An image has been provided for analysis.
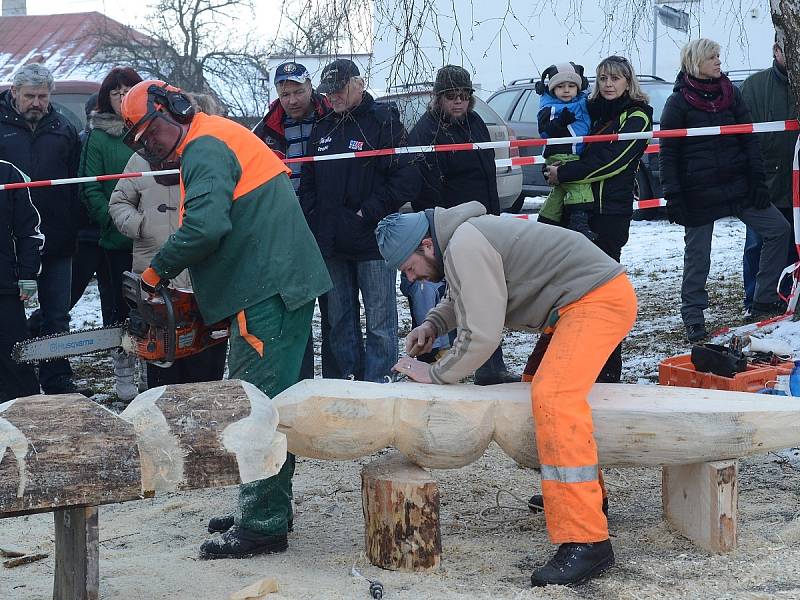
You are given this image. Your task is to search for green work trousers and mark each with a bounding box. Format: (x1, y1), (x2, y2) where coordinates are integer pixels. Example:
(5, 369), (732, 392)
(228, 294), (314, 536)
(539, 153), (595, 223)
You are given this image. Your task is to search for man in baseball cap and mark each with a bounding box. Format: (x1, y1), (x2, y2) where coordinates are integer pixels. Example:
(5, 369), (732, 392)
(272, 61), (311, 86)
(317, 58), (360, 94)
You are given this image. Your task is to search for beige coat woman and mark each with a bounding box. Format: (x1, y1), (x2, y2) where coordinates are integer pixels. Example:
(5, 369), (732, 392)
(108, 153), (191, 289)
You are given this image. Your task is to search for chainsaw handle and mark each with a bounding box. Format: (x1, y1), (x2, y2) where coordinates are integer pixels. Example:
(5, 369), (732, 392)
(159, 285), (176, 367)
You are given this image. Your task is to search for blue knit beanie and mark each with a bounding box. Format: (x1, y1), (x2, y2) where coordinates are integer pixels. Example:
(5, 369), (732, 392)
(375, 212), (430, 270)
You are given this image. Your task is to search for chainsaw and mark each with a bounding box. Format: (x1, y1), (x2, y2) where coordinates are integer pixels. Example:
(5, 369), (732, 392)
(14, 271), (229, 367)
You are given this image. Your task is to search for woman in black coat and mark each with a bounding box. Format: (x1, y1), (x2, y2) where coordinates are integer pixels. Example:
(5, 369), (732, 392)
(659, 38), (791, 342)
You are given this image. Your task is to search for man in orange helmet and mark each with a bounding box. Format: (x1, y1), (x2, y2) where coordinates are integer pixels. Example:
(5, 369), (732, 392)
(121, 80), (331, 559)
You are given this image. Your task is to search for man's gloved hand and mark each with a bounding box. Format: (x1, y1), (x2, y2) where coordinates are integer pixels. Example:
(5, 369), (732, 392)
(18, 279), (37, 306)
(665, 194), (686, 225)
(141, 266), (165, 295)
(751, 185), (772, 210)
(556, 108), (576, 126)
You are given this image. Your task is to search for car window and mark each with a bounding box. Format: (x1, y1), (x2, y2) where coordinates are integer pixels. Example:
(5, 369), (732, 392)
(472, 97), (501, 126)
(380, 93), (429, 131)
(487, 90), (521, 120)
(642, 84), (674, 124)
(511, 90), (540, 124)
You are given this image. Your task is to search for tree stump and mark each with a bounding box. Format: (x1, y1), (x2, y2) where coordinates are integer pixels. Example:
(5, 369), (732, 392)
(361, 451), (441, 571)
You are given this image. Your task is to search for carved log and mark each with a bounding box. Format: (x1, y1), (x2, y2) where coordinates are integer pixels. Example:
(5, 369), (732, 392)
(272, 380), (800, 467)
(361, 452), (441, 572)
(0, 395), (141, 517)
(120, 380), (286, 494)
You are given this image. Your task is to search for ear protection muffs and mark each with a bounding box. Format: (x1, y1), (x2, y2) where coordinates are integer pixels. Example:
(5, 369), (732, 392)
(148, 84), (195, 124)
(535, 62), (590, 95)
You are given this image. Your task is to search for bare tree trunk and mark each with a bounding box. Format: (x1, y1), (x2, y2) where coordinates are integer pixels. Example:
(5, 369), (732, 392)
(772, 0), (800, 113)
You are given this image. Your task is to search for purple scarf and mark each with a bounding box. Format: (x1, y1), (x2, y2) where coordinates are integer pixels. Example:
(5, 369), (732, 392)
(680, 73), (734, 113)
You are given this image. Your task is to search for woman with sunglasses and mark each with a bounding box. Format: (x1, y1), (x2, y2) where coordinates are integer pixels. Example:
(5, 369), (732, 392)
(540, 55), (652, 383)
(79, 66), (143, 401)
(404, 65), (518, 385)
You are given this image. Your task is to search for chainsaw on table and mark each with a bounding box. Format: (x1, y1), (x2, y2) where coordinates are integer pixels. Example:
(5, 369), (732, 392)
(14, 271), (229, 367)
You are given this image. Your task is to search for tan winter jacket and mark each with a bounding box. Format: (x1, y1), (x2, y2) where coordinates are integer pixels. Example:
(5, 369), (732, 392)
(108, 153), (190, 289)
(425, 202), (626, 384)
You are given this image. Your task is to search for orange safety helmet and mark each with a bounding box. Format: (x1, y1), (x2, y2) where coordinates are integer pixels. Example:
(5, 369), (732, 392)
(121, 79), (195, 134)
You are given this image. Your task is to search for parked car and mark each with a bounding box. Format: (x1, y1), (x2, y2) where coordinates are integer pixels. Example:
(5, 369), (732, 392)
(377, 83), (524, 212)
(0, 79), (100, 131)
(486, 75), (675, 217)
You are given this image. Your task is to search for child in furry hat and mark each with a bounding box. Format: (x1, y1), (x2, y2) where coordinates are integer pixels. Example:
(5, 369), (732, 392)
(536, 62), (595, 240)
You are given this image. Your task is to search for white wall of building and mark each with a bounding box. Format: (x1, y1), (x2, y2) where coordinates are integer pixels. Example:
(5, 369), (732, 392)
(368, 1), (776, 97)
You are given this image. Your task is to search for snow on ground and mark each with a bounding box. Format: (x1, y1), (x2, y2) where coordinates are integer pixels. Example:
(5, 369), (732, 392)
(8, 214), (800, 599)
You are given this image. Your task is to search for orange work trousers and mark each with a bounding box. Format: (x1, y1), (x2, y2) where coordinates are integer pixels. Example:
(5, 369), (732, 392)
(531, 273), (637, 544)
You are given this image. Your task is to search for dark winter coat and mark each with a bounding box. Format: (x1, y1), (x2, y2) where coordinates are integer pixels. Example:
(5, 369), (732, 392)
(0, 89), (81, 259)
(0, 160), (44, 294)
(79, 111), (135, 251)
(557, 94), (653, 217)
(659, 72), (767, 227)
(740, 61), (798, 210)
(252, 92), (330, 158)
(299, 92), (418, 261)
(407, 109), (500, 215)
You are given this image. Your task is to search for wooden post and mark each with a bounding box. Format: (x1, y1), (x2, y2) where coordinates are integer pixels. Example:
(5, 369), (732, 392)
(662, 460), (737, 553)
(53, 506), (99, 600)
(361, 452), (441, 572)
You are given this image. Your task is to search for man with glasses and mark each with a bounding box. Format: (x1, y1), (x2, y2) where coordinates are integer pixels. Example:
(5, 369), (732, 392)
(404, 65), (519, 384)
(299, 59), (417, 382)
(120, 79), (332, 559)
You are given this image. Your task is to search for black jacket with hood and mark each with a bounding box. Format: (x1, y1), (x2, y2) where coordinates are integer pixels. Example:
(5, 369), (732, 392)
(407, 108), (500, 215)
(557, 94), (653, 218)
(0, 89), (81, 259)
(659, 72), (766, 227)
(0, 160), (44, 294)
(299, 92), (418, 261)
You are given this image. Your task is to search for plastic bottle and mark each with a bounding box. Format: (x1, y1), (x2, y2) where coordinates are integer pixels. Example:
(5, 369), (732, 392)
(789, 360), (800, 397)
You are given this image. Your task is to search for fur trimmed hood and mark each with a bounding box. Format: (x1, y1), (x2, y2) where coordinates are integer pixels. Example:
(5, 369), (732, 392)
(89, 110), (126, 137)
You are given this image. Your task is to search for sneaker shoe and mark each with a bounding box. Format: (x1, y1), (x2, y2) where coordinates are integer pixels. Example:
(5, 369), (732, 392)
(750, 300), (788, 320)
(474, 370), (521, 386)
(531, 540), (615, 587)
(199, 525), (288, 559)
(528, 494), (608, 517)
(207, 514), (293, 534)
(685, 323), (708, 343)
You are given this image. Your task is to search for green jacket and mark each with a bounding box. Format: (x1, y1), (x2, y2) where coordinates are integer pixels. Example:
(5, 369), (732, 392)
(79, 112), (135, 250)
(150, 114), (332, 324)
(740, 62), (799, 209)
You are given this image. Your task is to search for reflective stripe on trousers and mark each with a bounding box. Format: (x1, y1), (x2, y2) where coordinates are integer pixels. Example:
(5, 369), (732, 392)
(540, 464), (599, 484)
(531, 273), (637, 544)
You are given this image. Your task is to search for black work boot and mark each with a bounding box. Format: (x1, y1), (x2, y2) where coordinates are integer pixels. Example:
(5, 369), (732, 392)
(474, 370), (521, 385)
(750, 300), (788, 320)
(199, 525), (288, 559)
(528, 494), (609, 517)
(685, 323), (708, 343)
(531, 540), (615, 587)
(207, 514), (293, 534)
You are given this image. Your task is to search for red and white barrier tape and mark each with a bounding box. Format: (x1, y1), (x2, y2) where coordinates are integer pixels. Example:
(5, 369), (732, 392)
(1, 120), (796, 192)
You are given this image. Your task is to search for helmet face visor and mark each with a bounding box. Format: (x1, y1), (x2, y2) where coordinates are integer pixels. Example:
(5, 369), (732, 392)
(122, 112), (184, 164)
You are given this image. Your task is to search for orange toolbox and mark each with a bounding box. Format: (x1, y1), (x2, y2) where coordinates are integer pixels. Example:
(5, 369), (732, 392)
(658, 354), (794, 393)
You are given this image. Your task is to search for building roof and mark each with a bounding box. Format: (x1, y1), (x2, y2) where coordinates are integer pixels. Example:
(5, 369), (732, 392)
(0, 11), (143, 81)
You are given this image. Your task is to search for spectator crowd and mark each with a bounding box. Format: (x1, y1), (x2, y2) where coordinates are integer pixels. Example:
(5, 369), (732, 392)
(0, 35), (797, 588)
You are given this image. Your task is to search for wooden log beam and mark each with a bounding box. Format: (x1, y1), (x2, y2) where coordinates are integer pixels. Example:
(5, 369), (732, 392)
(273, 380), (800, 468)
(361, 452), (441, 571)
(0, 395), (141, 517)
(662, 460), (738, 552)
(53, 506), (99, 600)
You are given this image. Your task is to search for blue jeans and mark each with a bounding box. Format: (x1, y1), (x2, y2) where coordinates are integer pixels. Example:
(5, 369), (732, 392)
(742, 226), (761, 310)
(37, 256), (74, 392)
(399, 273), (450, 351)
(325, 257), (398, 383)
(299, 294), (341, 379)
